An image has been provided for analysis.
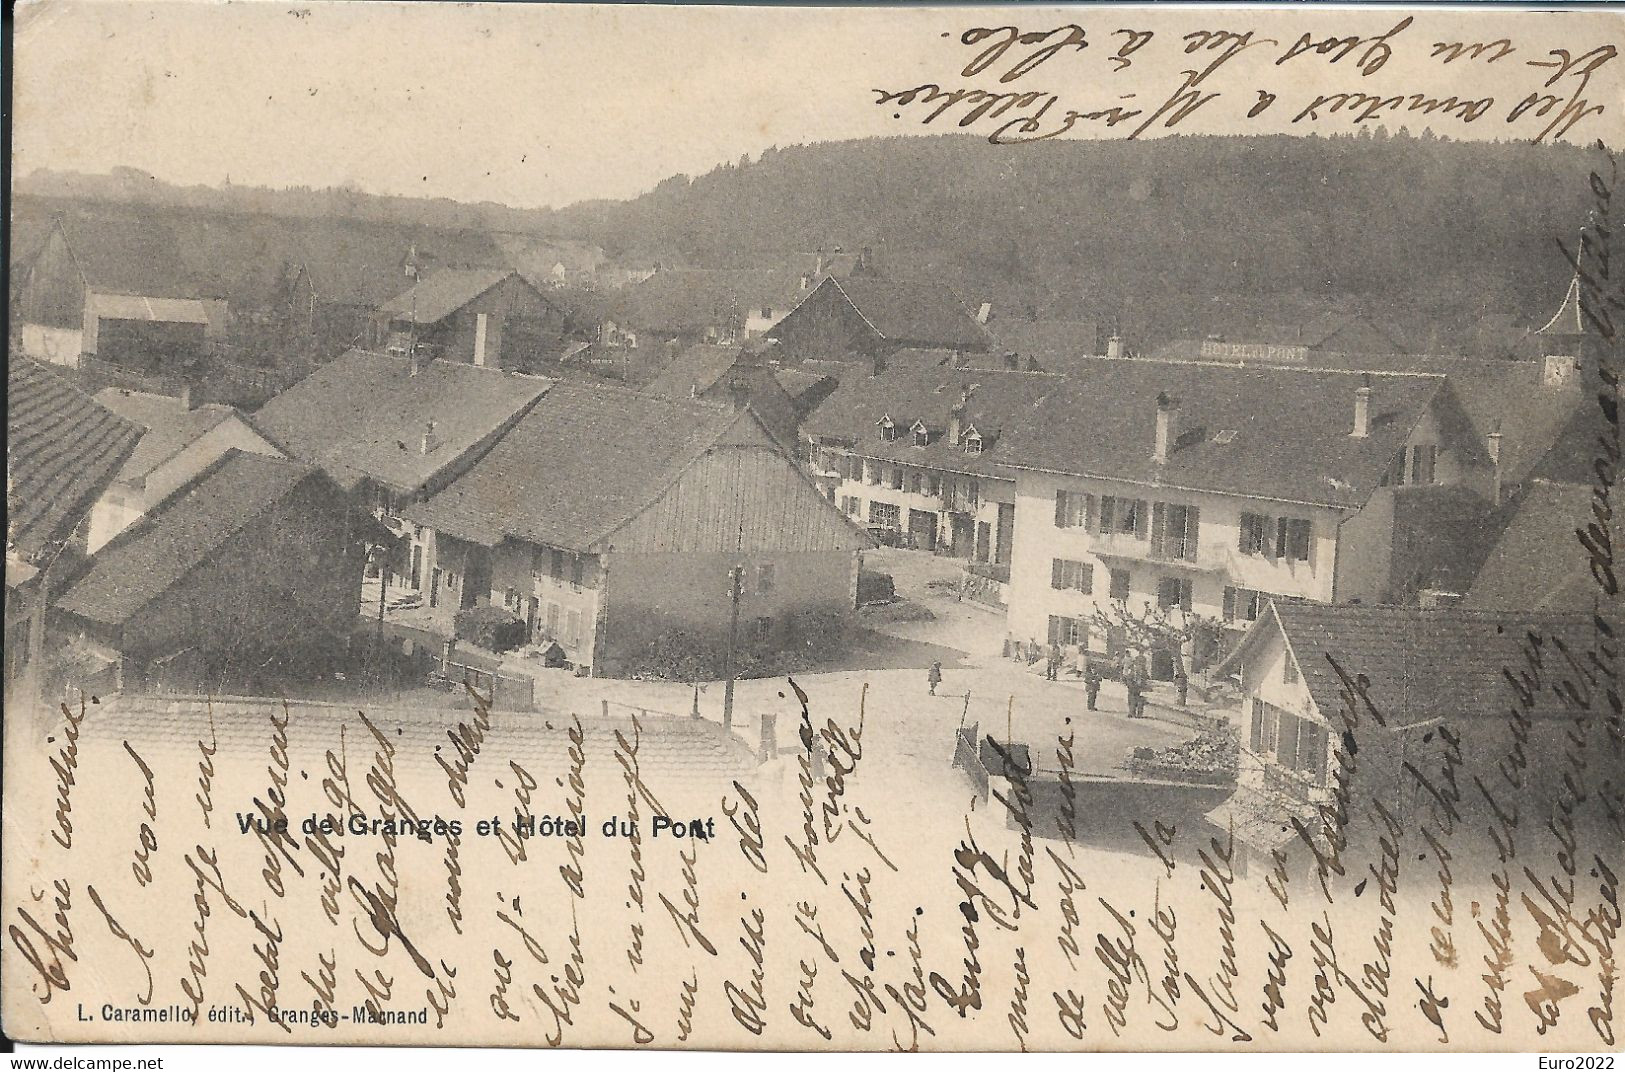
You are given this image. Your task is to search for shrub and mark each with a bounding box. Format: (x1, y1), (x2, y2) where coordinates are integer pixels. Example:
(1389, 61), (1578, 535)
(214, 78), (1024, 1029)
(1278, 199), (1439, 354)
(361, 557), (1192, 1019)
(454, 605), (527, 653)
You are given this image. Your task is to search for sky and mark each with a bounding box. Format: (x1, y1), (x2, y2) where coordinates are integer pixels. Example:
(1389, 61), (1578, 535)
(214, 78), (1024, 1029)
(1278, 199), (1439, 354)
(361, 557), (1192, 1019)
(12, 1), (1623, 210)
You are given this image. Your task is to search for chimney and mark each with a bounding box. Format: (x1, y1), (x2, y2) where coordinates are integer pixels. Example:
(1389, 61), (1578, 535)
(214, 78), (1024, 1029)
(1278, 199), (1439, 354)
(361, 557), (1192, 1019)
(420, 419), (440, 456)
(177, 383), (193, 411)
(410, 348), (427, 377)
(1106, 334), (1124, 359)
(815, 247), (825, 277)
(1351, 375), (1372, 438)
(1153, 392), (1179, 463)
(1486, 421), (1503, 505)
(948, 385), (974, 446)
(976, 302), (993, 325)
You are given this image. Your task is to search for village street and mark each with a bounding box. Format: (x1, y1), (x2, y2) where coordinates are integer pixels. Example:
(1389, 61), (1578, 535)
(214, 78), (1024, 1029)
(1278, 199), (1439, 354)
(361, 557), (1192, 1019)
(494, 547), (1208, 781)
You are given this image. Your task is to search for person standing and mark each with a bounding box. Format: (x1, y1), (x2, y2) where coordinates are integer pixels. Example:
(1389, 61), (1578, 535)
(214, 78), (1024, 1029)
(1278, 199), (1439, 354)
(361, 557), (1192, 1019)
(1123, 652), (1146, 718)
(928, 660), (942, 696)
(1084, 651), (1102, 711)
(1046, 642), (1061, 681)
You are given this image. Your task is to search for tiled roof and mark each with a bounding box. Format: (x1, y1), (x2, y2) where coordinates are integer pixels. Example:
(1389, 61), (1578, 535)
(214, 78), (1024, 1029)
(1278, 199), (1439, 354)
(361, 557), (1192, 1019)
(828, 276), (991, 351)
(803, 365), (1065, 478)
(55, 215), (211, 299)
(772, 368), (837, 409)
(1109, 351), (1580, 493)
(616, 269), (802, 335)
(1265, 603), (1596, 729)
(376, 268), (519, 323)
(642, 344), (746, 399)
(402, 382), (753, 550)
(7, 356), (146, 557)
(92, 389), (243, 484)
(998, 359), (1455, 508)
(987, 317), (1101, 360)
(82, 695), (756, 791)
(54, 451), (317, 627)
(252, 350), (550, 495)
(1463, 480), (1603, 613)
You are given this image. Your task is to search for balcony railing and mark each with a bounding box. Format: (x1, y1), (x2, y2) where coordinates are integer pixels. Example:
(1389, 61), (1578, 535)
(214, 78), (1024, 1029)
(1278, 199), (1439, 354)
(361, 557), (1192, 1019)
(1262, 762), (1328, 806)
(1090, 529), (1215, 570)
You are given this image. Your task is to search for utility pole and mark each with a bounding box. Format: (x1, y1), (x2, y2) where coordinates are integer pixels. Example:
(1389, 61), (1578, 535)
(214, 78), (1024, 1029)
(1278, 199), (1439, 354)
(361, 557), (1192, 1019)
(374, 543), (389, 686)
(722, 563), (744, 733)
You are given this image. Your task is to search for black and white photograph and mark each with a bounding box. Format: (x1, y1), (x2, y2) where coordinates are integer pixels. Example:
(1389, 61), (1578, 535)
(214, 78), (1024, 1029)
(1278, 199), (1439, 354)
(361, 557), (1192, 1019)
(3, 0), (1623, 1058)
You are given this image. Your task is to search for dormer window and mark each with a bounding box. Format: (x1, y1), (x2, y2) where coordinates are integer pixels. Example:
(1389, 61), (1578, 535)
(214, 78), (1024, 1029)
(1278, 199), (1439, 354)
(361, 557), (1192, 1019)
(910, 420), (930, 448)
(963, 426), (984, 455)
(878, 415), (899, 442)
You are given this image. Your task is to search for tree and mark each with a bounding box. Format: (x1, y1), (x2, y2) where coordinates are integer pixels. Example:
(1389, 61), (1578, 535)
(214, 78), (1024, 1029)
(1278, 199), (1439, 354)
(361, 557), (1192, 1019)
(1088, 597), (1224, 675)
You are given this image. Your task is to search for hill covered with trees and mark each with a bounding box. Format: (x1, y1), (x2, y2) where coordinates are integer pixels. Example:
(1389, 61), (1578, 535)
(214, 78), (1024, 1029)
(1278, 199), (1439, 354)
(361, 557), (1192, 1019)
(549, 132), (1604, 350)
(16, 132), (1604, 351)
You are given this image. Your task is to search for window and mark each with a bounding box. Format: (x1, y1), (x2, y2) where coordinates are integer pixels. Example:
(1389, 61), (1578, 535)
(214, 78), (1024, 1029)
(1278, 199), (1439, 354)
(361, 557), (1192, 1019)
(550, 549), (565, 581)
(1048, 615), (1088, 646)
(757, 563), (775, 594)
(1276, 518), (1313, 563)
(754, 616), (773, 641)
(869, 501), (900, 529)
(1411, 444), (1438, 485)
(965, 432), (983, 456)
(1250, 699), (1279, 753)
(566, 610), (581, 647)
(926, 474), (941, 497)
(1222, 586), (1266, 623)
(1100, 496), (1145, 537)
(1239, 513), (1271, 556)
(1153, 502), (1200, 561)
(965, 479), (981, 509)
(505, 587), (519, 610)
(1253, 701), (1327, 784)
(1054, 490), (1091, 529)
(1050, 558), (1094, 593)
(890, 466), (905, 491)
(1379, 452), (1407, 487)
(571, 556), (585, 590)
(841, 495), (861, 517)
(1156, 576), (1193, 611)
(1109, 568), (1131, 601)
(912, 422), (930, 448)
(909, 472), (923, 494)
(546, 602), (560, 636)
(878, 417), (899, 442)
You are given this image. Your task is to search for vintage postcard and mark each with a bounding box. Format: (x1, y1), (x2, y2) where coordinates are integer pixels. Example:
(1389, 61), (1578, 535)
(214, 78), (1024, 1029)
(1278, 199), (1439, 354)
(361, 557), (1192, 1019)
(4, 0), (1623, 1055)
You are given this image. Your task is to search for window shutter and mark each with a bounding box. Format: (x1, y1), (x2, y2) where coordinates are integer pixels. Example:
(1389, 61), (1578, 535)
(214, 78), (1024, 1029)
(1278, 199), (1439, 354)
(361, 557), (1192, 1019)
(1180, 578), (1193, 612)
(1303, 520), (1315, 568)
(1275, 712), (1298, 768)
(1082, 494), (1096, 531)
(1275, 517), (1289, 559)
(1185, 506), (1200, 561)
(1222, 586), (1236, 621)
(1048, 615), (1061, 644)
(1135, 500), (1149, 539)
(1239, 515), (1251, 553)
(1080, 564), (1094, 594)
(1055, 491), (1068, 528)
(1250, 699), (1264, 751)
(1051, 559), (1063, 590)
(1150, 502), (1166, 556)
(1099, 497), (1114, 533)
